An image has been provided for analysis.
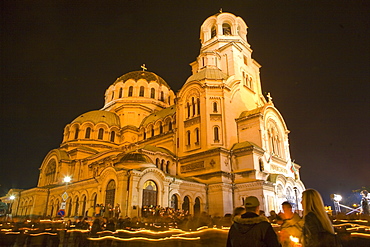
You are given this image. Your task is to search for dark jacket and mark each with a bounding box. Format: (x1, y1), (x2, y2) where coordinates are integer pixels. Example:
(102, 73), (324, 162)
(226, 212), (281, 247)
(302, 212), (340, 247)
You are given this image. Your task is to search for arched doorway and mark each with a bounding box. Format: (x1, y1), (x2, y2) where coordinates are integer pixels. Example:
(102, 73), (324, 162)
(142, 180), (157, 207)
(105, 180), (116, 208)
(182, 196), (190, 213)
(171, 194), (178, 210)
(194, 197), (201, 216)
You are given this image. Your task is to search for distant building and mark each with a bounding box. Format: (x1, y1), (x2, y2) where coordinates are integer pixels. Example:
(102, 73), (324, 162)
(2, 12), (305, 218)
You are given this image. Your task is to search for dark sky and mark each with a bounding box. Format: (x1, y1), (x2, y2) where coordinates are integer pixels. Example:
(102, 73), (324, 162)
(1, 1), (369, 205)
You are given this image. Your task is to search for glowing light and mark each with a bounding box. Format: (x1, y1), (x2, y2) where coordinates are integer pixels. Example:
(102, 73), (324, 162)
(289, 236), (302, 246)
(63, 176), (72, 183)
(290, 236), (299, 243)
(333, 194), (342, 202)
(9, 195), (15, 200)
(351, 233), (370, 239)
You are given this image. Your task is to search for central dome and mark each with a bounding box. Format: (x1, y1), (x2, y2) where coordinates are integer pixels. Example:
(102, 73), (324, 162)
(114, 71), (170, 89)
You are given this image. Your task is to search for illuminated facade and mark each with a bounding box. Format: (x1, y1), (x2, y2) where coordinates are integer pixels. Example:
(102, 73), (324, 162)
(4, 12), (305, 218)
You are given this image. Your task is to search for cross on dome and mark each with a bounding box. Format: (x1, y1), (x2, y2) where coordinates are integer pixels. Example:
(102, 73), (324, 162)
(141, 64), (147, 71)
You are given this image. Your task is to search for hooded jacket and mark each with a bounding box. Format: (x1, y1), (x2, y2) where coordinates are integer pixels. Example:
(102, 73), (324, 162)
(226, 212), (281, 247)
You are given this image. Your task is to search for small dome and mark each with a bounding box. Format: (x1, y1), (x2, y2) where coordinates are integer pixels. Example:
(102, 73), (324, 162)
(116, 152), (156, 170)
(120, 152), (153, 163)
(71, 110), (120, 127)
(114, 71), (170, 89)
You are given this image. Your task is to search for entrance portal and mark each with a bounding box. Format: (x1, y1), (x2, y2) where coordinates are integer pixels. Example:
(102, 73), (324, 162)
(142, 180), (157, 207)
(105, 180), (116, 207)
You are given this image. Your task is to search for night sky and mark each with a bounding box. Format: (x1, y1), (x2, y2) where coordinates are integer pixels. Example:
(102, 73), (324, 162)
(1, 1), (369, 205)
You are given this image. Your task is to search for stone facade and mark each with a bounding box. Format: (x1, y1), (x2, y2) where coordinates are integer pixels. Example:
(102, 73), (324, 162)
(2, 12), (305, 218)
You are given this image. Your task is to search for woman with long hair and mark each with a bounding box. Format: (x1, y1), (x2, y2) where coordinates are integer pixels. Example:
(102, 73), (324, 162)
(301, 189), (339, 247)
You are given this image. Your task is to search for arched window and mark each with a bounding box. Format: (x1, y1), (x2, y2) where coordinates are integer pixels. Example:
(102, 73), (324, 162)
(151, 126), (154, 137)
(139, 86), (145, 97)
(74, 128), (79, 139)
(166, 161), (170, 174)
(214, 126), (220, 142)
(92, 193), (97, 209)
(171, 194), (178, 210)
(187, 102), (190, 118)
(197, 98), (200, 115)
(81, 195), (87, 217)
(168, 96), (171, 105)
(192, 97), (195, 116)
(243, 71), (247, 85)
(45, 160), (56, 185)
(111, 92), (114, 100)
(195, 128), (200, 144)
(150, 88), (155, 99)
(85, 127), (91, 138)
(110, 131), (115, 142)
(213, 102), (218, 113)
(161, 159), (164, 171)
(182, 196), (190, 213)
(119, 88), (123, 98)
(143, 129), (147, 140)
(155, 158), (159, 168)
(159, 122), (163, 134)
(98, 128), (104, 140)
(186, 130), (191, 146)
(211, 26), (217, 38)
(222, 23), (231, 35)
(74, 196), (79, 216)
(168, 121), (173, 131)
(128, 86), (133, 97)
(67, 198), (72, 217)
(160, 91), (164, 101)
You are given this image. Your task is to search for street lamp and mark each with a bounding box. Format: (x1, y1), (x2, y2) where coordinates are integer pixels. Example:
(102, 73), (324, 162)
(7, 195), (15, 220)
(293, 187), (299, 212)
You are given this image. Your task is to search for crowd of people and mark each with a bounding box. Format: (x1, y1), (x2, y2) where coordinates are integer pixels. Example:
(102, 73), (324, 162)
(1, 189), (369, 246)
(226, 189), (346, 247)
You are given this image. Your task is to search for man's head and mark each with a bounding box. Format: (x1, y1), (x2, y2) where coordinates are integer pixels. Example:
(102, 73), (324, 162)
(282, 201), (293, 213)
(244, 196), (260, 213)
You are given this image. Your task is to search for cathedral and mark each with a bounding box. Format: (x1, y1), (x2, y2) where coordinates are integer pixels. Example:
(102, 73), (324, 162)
(4, 12), (305, 218)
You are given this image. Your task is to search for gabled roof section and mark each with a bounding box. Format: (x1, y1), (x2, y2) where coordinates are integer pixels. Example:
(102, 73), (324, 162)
(141, 145), (175, 157)
(231, 141), (263, 151)
(140, 106), (176, 127)
(238, 106), (264, 119)
(186, 68), (228, 83)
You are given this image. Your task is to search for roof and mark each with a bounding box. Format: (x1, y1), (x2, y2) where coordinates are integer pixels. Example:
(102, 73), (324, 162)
(71, 110), (120, 127)
(140, 106), (176, 127)
(142, 145), (175, 156)
(231, 141), (263, 151)
(185, 68), (228, 83)
(114, 71), (171, 89)
(238, 106), (264, 119)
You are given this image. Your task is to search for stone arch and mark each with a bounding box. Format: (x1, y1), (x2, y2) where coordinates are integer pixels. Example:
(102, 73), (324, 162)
(105, 179), (116, 209)
(193, 197), (202, 216)
(138, 168), (166, 208)
(182, 195), (191, 213)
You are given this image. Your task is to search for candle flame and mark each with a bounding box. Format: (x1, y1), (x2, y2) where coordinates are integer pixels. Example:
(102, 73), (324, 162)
(290, 235), (299, 243)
